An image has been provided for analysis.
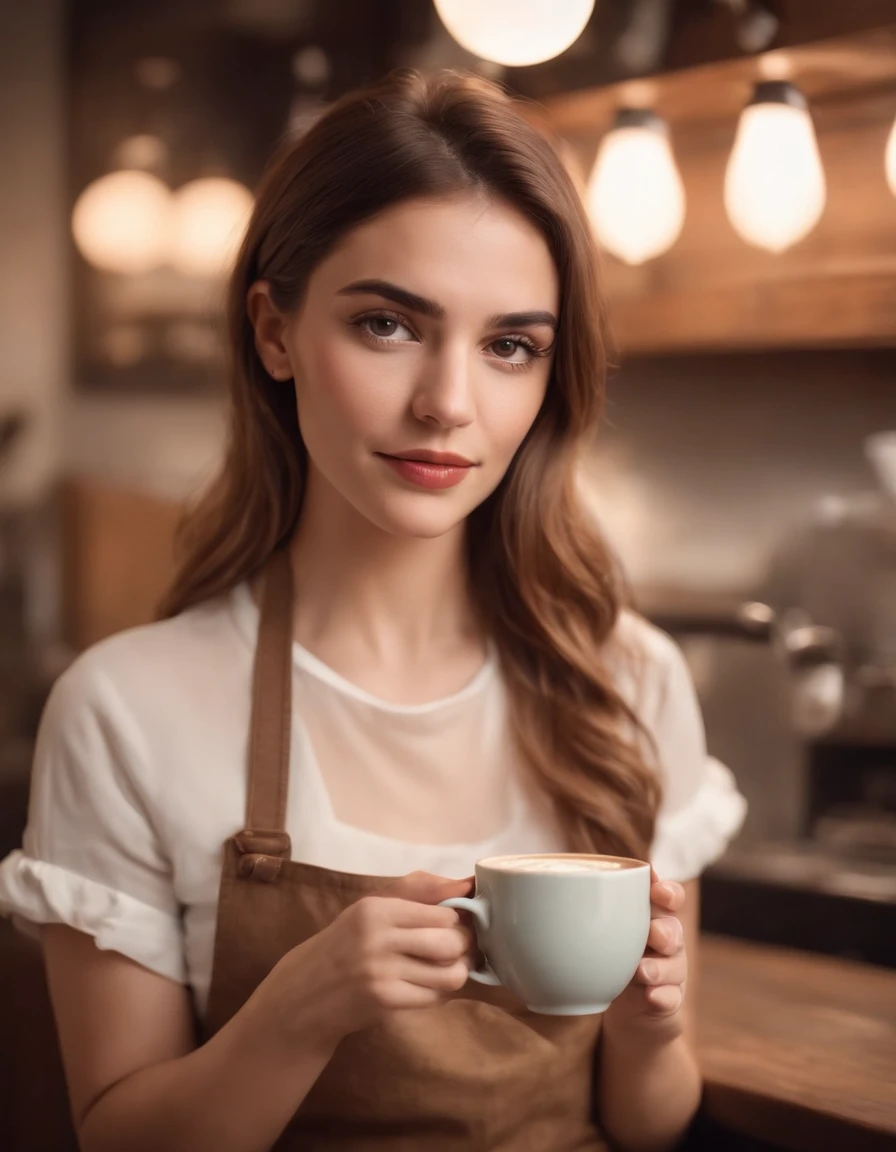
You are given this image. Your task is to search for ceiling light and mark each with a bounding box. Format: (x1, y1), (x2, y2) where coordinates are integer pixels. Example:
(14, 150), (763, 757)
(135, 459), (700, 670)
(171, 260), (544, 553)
(72, 170), (172, 274)
(586, 109), (686, 266)
(168, 177), (254, 279)
(724, 81), (826, 253)
(432, 0), (595, 67)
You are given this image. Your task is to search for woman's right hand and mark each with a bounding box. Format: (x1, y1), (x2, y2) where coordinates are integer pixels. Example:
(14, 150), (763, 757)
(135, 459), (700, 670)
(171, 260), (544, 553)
(258, 871), (475, 1053)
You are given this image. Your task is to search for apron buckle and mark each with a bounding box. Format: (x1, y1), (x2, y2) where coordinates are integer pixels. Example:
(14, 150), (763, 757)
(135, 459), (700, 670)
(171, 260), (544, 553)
(234, 829), (292, 883)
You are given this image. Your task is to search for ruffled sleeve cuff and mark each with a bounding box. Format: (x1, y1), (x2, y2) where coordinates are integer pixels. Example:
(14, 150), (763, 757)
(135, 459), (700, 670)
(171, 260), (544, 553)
(0, 851), (186, 984)
(651, 757), (747, 882)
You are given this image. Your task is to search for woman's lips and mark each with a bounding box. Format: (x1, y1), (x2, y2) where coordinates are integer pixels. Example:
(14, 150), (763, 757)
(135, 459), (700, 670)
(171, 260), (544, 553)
(376, 453), (475, 490)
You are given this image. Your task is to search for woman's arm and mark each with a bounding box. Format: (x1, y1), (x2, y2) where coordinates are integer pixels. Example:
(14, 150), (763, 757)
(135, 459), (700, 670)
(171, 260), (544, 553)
(595, 878), (703, 1152)
(42, 871), (472, 1152)
(43, 925), (338, 1152)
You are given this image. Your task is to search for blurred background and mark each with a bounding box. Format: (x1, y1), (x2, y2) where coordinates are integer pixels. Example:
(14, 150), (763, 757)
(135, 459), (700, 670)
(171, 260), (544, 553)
(2, 0), (896, 973)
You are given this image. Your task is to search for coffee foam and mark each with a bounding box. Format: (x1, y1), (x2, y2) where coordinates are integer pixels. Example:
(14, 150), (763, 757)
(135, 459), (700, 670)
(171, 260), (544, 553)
(481, 853), (643, 875)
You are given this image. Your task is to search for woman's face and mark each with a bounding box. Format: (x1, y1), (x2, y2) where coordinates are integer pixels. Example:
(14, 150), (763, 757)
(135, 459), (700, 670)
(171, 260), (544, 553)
(255, 193), (559, 540)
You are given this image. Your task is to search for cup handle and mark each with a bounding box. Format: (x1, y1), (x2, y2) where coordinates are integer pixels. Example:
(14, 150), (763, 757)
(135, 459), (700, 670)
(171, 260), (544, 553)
(439, 896), (502, 987)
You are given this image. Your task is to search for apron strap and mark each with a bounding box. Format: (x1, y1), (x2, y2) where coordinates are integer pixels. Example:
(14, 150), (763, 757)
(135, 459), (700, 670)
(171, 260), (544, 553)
(244, 548), (294, 837)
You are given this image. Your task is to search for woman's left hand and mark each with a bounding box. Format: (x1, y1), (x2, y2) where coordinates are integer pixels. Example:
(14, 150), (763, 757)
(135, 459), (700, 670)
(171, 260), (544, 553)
(603, 868), (687, 1031)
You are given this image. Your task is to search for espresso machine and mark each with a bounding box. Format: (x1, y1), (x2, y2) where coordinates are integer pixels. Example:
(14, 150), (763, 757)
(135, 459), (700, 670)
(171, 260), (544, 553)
(649, 435), (896, 968)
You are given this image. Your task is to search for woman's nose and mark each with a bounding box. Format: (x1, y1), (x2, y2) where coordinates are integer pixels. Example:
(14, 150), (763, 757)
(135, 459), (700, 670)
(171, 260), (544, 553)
(410, 345), (476, 429)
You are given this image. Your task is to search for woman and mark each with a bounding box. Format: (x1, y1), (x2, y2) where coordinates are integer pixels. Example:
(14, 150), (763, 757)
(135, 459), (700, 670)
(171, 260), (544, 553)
(0, 71), (745, 1151)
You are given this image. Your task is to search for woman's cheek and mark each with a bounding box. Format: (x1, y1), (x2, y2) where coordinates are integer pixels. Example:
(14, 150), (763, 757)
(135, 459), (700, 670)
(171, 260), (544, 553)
(297, 343), (400, 440)
(479, 377), (548, 465)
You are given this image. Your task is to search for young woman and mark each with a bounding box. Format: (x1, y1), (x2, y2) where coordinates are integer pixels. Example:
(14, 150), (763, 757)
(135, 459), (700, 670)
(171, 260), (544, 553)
(0, 71), (745, 1151)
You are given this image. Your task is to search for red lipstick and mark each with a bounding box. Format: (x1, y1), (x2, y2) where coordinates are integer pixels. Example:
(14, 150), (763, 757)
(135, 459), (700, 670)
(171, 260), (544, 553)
(376, 449), (476, 490)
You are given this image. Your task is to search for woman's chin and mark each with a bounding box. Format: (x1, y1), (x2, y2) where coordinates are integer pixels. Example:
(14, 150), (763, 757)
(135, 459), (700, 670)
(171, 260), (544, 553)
(362, 494), (473, 541)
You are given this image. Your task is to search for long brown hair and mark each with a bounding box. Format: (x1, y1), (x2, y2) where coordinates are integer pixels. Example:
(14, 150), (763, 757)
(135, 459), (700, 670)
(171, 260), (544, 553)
(161, 70), (661, 860)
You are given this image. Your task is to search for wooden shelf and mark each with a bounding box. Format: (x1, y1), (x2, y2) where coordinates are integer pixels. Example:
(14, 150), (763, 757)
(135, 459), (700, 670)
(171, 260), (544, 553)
(540, 29), (896, 355)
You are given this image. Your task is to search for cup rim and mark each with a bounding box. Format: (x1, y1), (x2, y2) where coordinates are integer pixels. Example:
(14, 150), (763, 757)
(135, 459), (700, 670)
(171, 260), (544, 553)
(476, 852), (650, 874)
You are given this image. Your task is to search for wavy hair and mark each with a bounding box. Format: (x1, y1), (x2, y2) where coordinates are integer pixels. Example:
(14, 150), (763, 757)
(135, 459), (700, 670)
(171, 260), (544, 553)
(160, 70), (661, 860)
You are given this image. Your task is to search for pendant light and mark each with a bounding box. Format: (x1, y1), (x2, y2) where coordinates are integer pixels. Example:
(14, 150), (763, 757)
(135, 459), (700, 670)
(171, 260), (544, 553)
(72, 169), (172, 275)
(72, 59), (177, 276)
(885, 113), (896, 199)
(168, 177), (254, 279)
(724, 81), (826, 253)
(432, 0), (595, 67)
(585, 109), (686, 266)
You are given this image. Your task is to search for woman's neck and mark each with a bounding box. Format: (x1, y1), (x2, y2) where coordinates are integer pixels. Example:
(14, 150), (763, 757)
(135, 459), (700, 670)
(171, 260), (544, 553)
(286, 468), (486, 702)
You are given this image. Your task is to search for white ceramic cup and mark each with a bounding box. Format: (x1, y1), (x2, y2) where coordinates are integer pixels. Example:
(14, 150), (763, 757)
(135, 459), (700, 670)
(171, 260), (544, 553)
(440, 852), (651, 1015)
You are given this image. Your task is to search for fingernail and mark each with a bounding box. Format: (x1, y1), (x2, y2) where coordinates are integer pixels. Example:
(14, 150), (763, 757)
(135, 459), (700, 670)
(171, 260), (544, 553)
(641, 961), (659, 983)
(658, 882), (676, 900)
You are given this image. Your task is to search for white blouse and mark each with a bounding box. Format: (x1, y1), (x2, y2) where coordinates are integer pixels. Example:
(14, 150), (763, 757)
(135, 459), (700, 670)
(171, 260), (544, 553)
(0, 583), (746, 1014)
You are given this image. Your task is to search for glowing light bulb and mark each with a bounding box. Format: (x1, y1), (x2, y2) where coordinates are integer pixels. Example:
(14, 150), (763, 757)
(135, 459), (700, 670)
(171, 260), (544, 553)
(885, 114), (896, 199)
(72, 170), (172, 274)
(585, 109), (686, 266)
(168, 177), (254, 279)
(433, 0), (595, 67)
(724, 82), (826, 253)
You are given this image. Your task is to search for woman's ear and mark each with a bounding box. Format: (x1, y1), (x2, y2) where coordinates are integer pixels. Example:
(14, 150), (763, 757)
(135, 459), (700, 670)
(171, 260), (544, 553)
(247, 281), (294, 380)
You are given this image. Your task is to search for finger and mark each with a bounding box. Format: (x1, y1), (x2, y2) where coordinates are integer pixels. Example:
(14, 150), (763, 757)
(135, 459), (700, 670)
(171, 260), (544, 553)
(375, 898), (467, 930)
(397, 956), (470, 993)
(635, 952), (688, 988)
(391, 926), (474, 964)
(647, 915), (683, 956)
(644, 983), (684, 1017)
(650, 880), (685, 915)
(378, 870), (473, 905)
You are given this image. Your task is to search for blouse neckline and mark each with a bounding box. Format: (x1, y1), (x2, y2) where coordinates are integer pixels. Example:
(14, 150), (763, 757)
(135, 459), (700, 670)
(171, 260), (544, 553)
(228, 581), (498, 715)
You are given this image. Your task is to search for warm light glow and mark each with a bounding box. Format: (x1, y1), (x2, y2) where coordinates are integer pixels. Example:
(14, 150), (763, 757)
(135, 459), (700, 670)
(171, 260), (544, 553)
(72, 170), (172, 274)
(433, 0), (595, 66)
(168, 177), (254, 278)
(885, 115), (896, 199)
(586, 112), (686, 265)
(724, 84), (826, 253)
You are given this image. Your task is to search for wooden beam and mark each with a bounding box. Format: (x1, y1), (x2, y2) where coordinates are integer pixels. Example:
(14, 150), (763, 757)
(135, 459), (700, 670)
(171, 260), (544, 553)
(666, 0), (896, 75)
(542, 26), (896, 138)
(540, 37), (896, 354)
(514, 0), (896, 100)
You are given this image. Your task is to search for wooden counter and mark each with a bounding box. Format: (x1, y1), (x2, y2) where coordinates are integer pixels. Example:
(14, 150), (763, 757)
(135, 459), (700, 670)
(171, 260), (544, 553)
(697, 935), (896, 1152)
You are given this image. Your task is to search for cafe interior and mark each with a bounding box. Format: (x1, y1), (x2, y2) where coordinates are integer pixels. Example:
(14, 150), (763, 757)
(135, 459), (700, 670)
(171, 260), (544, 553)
(0, 1), (894, 1149)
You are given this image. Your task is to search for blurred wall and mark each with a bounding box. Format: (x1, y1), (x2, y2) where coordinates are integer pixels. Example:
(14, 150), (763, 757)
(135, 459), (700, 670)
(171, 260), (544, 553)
(0, 0), (68, 506)
(589, 349), (896, 598)
(67, 393), (227, 501)
(588, 348), (896, 844)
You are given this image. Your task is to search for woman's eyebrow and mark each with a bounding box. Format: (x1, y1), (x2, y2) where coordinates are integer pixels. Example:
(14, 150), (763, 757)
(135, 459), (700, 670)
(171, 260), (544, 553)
(487, 309), (557, 331)
(337, 279), (444, 319)
(337, 280), (558, 332)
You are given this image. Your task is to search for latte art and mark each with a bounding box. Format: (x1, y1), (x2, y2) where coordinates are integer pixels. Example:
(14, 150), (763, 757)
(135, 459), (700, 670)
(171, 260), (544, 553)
(481, 853), (639, 875)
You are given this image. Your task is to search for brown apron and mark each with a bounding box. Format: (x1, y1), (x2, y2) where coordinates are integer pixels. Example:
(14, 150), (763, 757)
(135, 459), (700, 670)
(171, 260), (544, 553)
(201, 550), (608, 1151)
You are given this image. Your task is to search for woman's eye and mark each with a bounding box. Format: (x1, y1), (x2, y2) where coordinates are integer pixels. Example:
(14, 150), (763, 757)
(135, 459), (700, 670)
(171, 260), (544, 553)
(359, 315), (415, 342)
(488, 336), (533, 363)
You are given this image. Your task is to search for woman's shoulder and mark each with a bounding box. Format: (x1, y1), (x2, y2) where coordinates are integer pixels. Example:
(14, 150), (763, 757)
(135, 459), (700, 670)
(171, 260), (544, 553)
(602, 607), (699, 738)
(48, 586), (248, 725)
(608, 608), (687, 688)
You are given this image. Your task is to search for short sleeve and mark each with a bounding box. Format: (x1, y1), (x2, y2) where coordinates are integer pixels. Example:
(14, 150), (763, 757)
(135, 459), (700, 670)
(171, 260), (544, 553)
(0, 653), (186, 983)
(645, 634), (747, 882)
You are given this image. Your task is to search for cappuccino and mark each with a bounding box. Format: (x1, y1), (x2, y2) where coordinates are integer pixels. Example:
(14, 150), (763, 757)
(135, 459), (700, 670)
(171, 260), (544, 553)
(441, 850), (651, 1014)
(480, 853), (639, 875)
